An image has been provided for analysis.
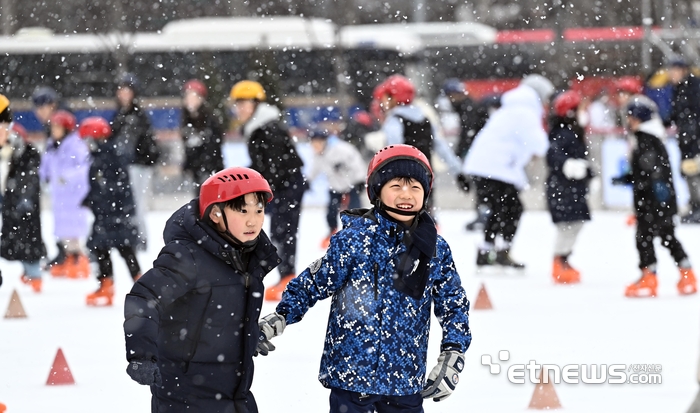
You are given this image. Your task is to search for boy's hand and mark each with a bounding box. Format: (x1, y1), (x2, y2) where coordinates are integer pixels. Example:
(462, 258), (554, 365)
(421, 351), (465, 402)
(456, 174), (471, 193)
(126, 359), (162, 386)
(611, 174), (632, 186)
(255, 312), (286, 357)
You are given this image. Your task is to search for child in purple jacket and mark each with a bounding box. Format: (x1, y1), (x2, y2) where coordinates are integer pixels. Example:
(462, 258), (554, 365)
(40, 110), (91, 278)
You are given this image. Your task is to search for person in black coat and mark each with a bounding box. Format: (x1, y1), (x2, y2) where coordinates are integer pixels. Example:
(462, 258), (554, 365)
(545, 91), (591, 284)
(79, 117), (142, 307)
(112, 73), (160, 250)
(614, 100), (697, 298)
(0, 95), (46, 293)
(123, 167), (281, 413)
(668, 58), (700, 223)
(230, 80), (306, 301)
(181, 79), (225, 194)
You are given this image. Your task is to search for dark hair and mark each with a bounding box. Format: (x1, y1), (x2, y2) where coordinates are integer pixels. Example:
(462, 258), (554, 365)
(222, 191), (268, 212)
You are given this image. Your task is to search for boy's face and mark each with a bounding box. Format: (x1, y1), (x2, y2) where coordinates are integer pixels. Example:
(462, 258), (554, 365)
(183, 90), (204, 113)
(213, 193), (265, 243)
(379, 177), (424, 223)
(34, 104), (56, 124)
(310, 138), (326, 154)
(50, 124), (66, 140)
(627, 116), (641, 131)
(116, 86), (134, 108)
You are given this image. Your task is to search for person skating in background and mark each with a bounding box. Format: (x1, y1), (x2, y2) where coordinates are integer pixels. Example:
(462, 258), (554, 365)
(340, 109), (377, 161)
(613, 100), (697, 297)
(373, 74), (469, 218)
(31, 86), (62, 134)
(124, 167), (281, 413)
(307, 128), (366, 248)
(180, 78), (225, 194)
(441, 78), (501, 231)
(258, 144), (471, 411)
(112, 72), (160, 251)
(79, 116), (142, 306)
(667, 58), (700, 224)
(40, 110), (92, 279)
(0, 94), (46, 293)
(463, 74), (554, 271)
(545, 90), (592, 284)
(230, 80), (306, 301)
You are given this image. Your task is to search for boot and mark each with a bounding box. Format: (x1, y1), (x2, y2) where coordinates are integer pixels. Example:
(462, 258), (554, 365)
(625, 269), (658, 298)
(496, 249), (525, 270)
(552, 256), (580, 284)
(67, 253), (91, 279)
(476, 248), (498, 267)
(265, 274), (295, 302)
(20, 274), (42, 293)
(678, 267), (698, 295)
(86, 277), (115, 306)
(47, 242), (67, 276)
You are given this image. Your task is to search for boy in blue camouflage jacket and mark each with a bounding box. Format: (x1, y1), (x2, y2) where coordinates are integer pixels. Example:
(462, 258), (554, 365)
(258, 144), (471, 412)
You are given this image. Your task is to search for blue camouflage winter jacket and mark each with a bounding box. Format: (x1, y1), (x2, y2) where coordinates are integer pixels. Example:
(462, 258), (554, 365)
(277, 209), (471, 396)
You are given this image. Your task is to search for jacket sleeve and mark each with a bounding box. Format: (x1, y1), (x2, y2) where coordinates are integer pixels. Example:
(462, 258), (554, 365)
(276, 231), (353, 324)
(431, 239), (472, 353)
(123, 243), (199, 362)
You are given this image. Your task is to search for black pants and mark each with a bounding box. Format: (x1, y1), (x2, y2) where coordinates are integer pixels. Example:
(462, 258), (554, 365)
(93, 246), (141, 280)
(636, 215), (688, 269)
(329, 388), (423, 413)
(267, 183), (305, 277)
(474, 177), (523, 245)
(326, 185), (362, 231)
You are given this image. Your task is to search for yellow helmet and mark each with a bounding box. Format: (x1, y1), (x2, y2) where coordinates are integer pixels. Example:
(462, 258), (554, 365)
(230, 80), (266, 101)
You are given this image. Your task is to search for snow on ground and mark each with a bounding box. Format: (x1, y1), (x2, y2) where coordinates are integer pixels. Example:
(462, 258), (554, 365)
(1, 207), (699, 412)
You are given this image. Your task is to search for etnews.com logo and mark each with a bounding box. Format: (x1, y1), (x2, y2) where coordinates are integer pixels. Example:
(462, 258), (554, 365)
(481, 351), (662, 385)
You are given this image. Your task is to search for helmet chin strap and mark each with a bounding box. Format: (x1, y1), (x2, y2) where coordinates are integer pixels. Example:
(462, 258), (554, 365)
(376, 200), (422, 217)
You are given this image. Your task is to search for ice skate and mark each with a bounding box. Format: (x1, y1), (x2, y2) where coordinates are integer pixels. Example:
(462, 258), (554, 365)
(496, 249), (525, 271)
(47, 242), (67, 277)
(49, 261), (69, 277)
(86, 277), (115, 306)
(67, 253), (91, 279)
(678, 268), (697, 295)
(265, 274), (294, 301)
(552, 256), (580, 284)
(476, 249), (498, 273)
(624, 269), (657, 298)
(20, 274), (42, 293)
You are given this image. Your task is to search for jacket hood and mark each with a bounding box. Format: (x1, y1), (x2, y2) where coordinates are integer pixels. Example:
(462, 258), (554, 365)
(636, 116), (667, 141)
(387, 104), (426, 123)
(243, 103), (281, 138)
(500, 85), (544, 118)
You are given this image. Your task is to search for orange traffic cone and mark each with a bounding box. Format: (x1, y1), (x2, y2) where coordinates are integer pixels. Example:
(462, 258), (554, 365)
(0, 402), (6, 412)
(4, 289), (27, 319)
(46, 348), (75, 385)
(473, 283), (493, 310)
(528, 369), (562, 410)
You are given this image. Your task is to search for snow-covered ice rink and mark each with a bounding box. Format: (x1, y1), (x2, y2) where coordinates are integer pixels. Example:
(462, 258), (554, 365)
(1, 206), (699, 412)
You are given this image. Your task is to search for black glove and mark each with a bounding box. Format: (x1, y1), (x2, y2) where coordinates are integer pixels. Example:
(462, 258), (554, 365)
(652, 180), (671, 203)
(612, 174), (632, 186)
(456, 174), (471, 193)
(126, 359), (162, 386)
(255, 312), (286, 357)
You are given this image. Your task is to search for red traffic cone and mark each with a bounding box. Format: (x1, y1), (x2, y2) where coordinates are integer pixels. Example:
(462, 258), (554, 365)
(46, 348), (75, 385)
(528, 369), (562, 409)
(4, 289), (27, 319)
(473, 283), (493, 310)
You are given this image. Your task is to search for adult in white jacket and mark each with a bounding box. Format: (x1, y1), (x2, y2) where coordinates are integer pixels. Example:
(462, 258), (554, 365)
(463, 74), (554, 270)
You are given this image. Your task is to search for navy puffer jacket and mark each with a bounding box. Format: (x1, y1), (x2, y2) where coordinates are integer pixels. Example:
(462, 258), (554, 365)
(124, 199), (280, 413)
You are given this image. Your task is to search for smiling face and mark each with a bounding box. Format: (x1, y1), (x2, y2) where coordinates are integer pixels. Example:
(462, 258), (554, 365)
(379, 177), (424, 223)
(210, 193), (265, 243)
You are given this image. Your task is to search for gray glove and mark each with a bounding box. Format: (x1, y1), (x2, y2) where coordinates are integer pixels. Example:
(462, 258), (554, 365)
(255, 312), (286, 357)
(126, 359), (162, 386)
(421, 351), (465, 401)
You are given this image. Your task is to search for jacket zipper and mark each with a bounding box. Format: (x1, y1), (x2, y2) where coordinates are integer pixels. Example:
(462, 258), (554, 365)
(373, 263), (379, 300)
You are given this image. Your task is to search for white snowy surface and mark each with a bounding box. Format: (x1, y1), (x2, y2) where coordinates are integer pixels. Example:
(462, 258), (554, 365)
(1, 207), (699, 412)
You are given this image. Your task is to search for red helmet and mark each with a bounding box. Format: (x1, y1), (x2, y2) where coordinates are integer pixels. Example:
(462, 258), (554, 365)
(183, 79), (207, 98)
(366, 144), (433, 204)
(11, 123), (28, 141)
(553, 90), (582, 117)
(615, 76), (643, 95)
(50, 110), (76, 132)
(78, 116), (112, 139)
(199, 167), (273, 218)
(373, 74), (415, 105)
